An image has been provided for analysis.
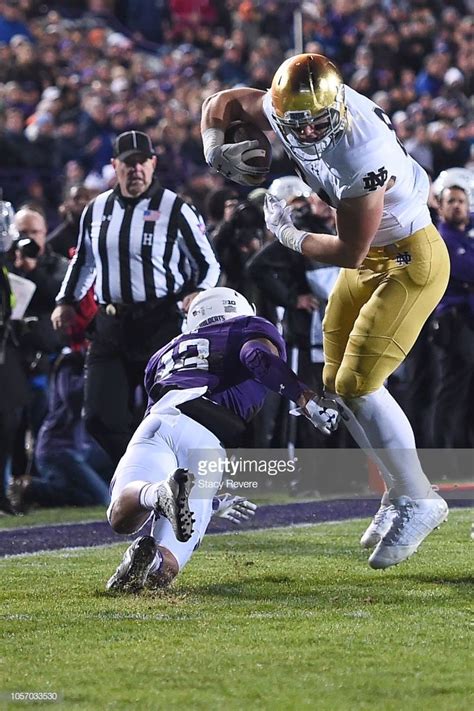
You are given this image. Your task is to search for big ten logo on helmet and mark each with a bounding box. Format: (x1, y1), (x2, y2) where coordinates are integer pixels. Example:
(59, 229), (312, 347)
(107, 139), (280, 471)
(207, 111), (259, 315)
(223, 299), (237, 313)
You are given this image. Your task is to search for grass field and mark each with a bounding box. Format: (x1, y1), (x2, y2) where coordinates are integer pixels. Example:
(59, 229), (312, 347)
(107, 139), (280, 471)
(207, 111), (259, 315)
(1, 509), (472, 711)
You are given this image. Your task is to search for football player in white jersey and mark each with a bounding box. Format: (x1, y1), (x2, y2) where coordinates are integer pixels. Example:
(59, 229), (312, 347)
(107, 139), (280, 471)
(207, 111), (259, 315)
(201, 53), (450, 569)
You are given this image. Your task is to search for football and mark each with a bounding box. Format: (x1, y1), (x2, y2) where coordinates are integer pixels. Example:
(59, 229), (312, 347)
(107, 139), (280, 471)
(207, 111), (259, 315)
(224, 120), (272, 183)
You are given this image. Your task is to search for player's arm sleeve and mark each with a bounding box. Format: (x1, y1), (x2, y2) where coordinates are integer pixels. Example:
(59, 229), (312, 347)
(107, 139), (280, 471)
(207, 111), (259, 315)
(239, 329), (307, 403)
(55, 203), (97, 304)
(177, 203), (221, 291)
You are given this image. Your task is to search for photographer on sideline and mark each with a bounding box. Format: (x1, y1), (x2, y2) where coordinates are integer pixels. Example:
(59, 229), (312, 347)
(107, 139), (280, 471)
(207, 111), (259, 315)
(0, 200), (28, 513)
(6, 206), (68, 480)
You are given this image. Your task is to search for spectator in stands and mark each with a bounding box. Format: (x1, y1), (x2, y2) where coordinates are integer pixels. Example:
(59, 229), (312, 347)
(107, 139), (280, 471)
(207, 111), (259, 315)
(56, 111), (85, 167)
(25, 113), (61, 175)
(216, 40), (249, 85)
(8, 34), (51, 94)
(0, 0), (471, 225)
(1, 107), (29, 168)
(168, 0), (220, 30)
(46, 185), (92, 259)
(432, 126), (471, 176)
(405, 124), (434, 176)
(432, 181), (474, 448)
(415, 53), (449, 97)
(0, 1), (33, 44)
(78, 96), (114, 174)
(115, 0), (171, 45)
(62, 161), (87, 197)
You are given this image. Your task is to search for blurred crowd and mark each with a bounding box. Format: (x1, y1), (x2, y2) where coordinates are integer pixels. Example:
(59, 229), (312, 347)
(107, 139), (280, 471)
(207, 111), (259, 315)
(0, 0), (473, 512)
(0, 0), (472, 215)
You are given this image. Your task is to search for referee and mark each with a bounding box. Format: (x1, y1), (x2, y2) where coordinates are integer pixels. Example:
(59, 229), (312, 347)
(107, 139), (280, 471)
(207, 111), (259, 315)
(51, 130), (220, 465)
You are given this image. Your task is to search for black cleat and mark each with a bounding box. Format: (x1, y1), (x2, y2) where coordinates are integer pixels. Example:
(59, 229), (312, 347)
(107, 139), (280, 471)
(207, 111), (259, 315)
(154, 468), (195, 543)
(7, 476), (31, 514)
(106, 536), (157, 593)
(0, 495), (18, 516)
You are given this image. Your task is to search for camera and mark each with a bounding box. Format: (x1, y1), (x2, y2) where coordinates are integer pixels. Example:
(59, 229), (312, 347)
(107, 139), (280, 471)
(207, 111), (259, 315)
(16, 236), (41, 259)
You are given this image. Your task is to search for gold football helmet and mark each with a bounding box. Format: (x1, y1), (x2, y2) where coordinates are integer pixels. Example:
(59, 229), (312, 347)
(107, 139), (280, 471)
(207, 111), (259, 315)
(271, 54), (347, 160)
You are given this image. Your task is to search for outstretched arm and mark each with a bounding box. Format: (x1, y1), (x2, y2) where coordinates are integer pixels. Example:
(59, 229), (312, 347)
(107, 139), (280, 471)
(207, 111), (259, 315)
(239, 337), (339, 435)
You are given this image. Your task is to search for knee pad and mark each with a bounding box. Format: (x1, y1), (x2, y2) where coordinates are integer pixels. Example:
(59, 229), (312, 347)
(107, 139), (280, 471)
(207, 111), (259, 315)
(334, 366), (375, 400)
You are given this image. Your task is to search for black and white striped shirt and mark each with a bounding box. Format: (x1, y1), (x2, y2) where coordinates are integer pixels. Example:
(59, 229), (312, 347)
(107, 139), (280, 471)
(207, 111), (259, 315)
(56, 181), (220, 305)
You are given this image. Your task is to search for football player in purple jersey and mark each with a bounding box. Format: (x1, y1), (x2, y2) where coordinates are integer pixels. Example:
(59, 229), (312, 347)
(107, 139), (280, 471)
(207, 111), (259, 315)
(105, 287), (338, 593)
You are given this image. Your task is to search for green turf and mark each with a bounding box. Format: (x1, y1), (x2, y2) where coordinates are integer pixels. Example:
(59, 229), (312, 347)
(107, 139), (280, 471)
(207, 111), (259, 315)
(1, 511), (472, 711)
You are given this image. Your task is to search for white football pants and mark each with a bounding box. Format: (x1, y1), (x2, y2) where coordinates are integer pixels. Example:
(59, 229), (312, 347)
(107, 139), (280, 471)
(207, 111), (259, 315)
(108, 388), (225, 570)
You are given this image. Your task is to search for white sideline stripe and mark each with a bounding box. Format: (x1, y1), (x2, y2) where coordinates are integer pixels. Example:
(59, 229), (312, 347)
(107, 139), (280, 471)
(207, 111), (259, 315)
(0, 519), (363, 559)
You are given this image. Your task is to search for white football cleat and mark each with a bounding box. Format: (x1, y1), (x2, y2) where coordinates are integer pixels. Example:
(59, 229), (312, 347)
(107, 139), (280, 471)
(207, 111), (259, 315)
(360, 503), (398, 549)
(154, 468), (195, 543)
(368, 494), (448, 569)
(106, 535), (157, 593)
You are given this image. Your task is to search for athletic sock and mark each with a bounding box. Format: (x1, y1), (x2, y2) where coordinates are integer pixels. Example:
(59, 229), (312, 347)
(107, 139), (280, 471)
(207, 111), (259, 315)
(139, 482), (162, 511)
(343, 386), (434, 499)
(328, 391), (395, 491)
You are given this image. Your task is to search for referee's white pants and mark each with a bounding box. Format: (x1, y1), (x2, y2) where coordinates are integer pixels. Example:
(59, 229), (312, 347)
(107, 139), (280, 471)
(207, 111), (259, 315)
(107, 409), (225, 570)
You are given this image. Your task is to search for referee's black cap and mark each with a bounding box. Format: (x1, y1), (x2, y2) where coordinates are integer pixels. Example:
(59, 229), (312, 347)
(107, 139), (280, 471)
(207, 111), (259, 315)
(113, 130), (155, 161)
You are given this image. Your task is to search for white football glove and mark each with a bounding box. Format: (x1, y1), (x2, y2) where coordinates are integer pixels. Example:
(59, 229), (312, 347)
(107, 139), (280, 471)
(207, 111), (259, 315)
(207, 142), (268, 186)
(264, 193), (308, 252)
(290, 396), (340, 436)
(212, 494), (257, 524)
(264, 193), (293, 233)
